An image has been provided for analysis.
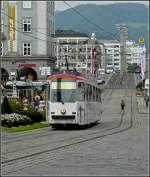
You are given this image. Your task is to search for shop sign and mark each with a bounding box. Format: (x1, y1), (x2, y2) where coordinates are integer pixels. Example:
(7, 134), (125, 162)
(18, 64), (36, 67)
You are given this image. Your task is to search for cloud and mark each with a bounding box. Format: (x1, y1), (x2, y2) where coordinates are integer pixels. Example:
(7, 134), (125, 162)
(55, 1), (149, 11)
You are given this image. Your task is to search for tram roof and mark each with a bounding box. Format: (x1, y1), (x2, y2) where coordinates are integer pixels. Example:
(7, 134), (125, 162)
(47, 70), (84, 80)
(47, 70), (98, 86)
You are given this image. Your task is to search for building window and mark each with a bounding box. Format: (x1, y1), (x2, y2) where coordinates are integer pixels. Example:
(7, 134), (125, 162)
(1, 42), (3, 56)
(23, 19), (32, 32)
(23, 1), (31, 8)
(23, 43), (31, 56)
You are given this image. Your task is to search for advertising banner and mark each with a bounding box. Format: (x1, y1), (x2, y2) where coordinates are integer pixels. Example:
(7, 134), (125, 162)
(139, 37), (144, 43)
(8, 5), (16, 52)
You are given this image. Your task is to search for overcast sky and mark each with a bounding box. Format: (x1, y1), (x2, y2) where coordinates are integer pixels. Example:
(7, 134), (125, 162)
(55, 1), (149, 11)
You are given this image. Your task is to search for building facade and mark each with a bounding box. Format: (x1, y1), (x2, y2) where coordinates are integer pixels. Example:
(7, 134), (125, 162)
(99, 40), (121, 72)
(126, 40), (147, 65)
(1, 1), (55, 84)
(55, 30), (104, 73)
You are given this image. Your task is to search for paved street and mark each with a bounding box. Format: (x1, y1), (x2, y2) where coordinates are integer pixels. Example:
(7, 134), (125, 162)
(1, 74), (149, 176)
(1, 1), (149, 176)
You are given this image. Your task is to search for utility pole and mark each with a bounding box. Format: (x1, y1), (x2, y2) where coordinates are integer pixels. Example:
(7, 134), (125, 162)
(116, 24), (128, 77)
(91, 33), (96, 74)
(0, 0), (2, 103)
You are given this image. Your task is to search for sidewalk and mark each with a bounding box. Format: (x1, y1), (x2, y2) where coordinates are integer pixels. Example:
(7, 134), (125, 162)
(136, 96), (148, 114)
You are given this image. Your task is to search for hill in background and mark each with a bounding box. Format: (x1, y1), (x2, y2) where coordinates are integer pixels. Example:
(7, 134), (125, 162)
(55, 3), (149, 47)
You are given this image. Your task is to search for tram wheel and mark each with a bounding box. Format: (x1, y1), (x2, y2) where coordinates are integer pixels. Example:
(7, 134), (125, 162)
(51, 125), (57, 129)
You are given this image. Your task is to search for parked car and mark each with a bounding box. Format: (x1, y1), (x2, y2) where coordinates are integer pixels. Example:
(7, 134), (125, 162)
(96, 77), (105, 84)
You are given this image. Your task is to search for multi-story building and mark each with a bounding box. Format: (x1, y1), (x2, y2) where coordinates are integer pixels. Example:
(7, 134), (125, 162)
(55, 30), (104, 73)
(126, 40), (147, 65)
(1, 1), (55, 84)
(99, 40), (121, 72)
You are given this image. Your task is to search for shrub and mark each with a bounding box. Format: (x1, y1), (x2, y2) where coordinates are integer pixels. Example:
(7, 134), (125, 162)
(1, 96), (12, 114)
(19, 118), (27, 126)
(25, 110), (44, 122)
(39, 110), (46, 121)
(1, 119), (8, 127)
(26, 118), (34, 125)
(4, 100), (46, 124)
(13, 119), (19, 127)
(6, 120), (13, 128)
(1, 113), (33, 127)
(10, 100), (25, 115)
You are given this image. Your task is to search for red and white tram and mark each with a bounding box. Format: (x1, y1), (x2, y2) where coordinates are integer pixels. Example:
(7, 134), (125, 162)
(46, 70), (102, 128)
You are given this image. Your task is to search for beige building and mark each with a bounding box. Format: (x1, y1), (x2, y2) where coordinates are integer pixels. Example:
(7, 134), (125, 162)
(1, 1), (55, 85)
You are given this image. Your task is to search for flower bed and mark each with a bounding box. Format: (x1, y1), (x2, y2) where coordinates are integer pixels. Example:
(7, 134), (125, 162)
(1, 113), (33, 128)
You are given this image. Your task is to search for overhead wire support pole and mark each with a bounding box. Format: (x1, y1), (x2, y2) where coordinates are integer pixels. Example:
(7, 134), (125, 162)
(116, 24), (128, 81)
(0, 0), (1, 108)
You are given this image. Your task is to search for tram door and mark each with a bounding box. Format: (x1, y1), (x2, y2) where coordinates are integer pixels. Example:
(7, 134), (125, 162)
(46, 82), (51, 122)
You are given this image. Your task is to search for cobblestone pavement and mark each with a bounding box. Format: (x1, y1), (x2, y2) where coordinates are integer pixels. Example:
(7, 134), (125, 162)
(1, 88), (149, 176)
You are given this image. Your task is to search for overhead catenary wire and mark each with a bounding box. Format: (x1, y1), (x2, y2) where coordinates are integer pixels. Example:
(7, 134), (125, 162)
(2, 11), (90, 40)
(63, 1), (118, 40)
(2, 11), (55, 39)
(3, 24), (49, 42)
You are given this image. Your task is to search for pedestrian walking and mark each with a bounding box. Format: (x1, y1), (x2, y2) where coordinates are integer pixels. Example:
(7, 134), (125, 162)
(34, 95), (40, 110)
(120, 99), (125, 113)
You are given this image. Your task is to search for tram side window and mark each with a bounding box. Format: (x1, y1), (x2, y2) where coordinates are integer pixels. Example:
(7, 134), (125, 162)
(84, 84), (88, 101)
(92, 86), (95, 101)
(93, 86), (96, 101)
(96, 88), (98, 102)
(88, 85), (92, 101)
(99, 89), (101, 103)
(86, 84), (89, 101)
(77, 82), (85, 101)
(87, 84), (91, 101)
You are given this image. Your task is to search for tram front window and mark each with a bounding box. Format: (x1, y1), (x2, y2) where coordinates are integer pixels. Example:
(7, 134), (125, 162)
(51, 78), (77, 103)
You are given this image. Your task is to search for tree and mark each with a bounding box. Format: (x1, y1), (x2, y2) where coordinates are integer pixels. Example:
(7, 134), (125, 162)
(1, 96), (12, 114)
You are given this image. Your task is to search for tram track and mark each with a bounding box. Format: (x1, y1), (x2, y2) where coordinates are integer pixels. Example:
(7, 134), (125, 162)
(2, 99), (134, 167)
(2, 83), (115, 152)
(2, 89), (112, 145)
(2, 75), (118, 145)
(2, 74), (134, 166)
(1, 128), (68, 144)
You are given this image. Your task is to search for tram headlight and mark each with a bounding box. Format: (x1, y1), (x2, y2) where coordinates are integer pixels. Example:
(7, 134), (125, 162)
(61, 108), (66, 115)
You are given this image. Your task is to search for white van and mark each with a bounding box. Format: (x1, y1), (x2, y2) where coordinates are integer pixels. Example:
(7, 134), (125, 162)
(98, 68), (105, 75)
(106, 65), (113, 74)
